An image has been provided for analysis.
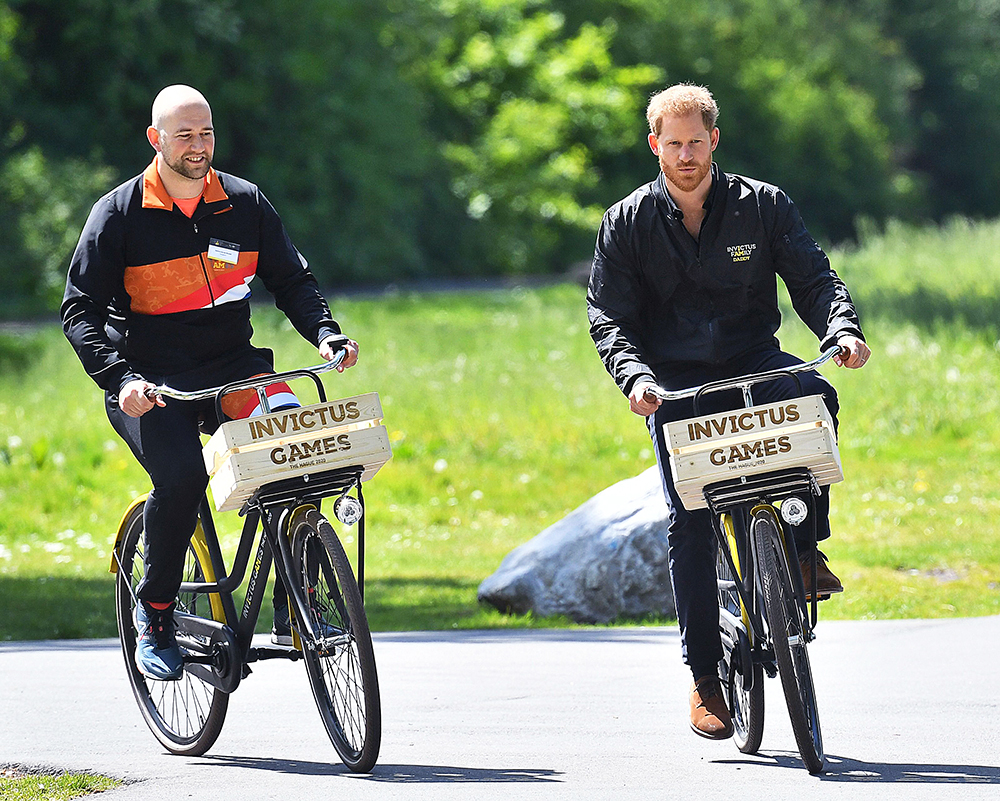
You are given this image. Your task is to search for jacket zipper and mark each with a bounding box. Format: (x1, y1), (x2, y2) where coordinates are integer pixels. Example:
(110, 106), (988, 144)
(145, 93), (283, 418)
(198, 253), (216, 307)
(193, 218), (216, 307)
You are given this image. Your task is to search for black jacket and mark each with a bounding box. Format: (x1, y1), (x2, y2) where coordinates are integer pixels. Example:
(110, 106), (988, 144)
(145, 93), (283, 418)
(62, 161), (340, 393)
(587, 163), (864, 395)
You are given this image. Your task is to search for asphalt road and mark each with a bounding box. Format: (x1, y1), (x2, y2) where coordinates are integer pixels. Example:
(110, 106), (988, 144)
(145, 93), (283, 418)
(2, 619), (999, 800)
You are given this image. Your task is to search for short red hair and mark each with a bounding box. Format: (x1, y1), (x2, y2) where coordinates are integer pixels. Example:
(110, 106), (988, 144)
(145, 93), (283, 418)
(646, 84), (719, 136)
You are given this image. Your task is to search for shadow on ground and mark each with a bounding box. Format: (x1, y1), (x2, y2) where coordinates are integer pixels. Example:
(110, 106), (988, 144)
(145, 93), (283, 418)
(717, 751), (1000, 784)
(201, 754), (561, 783)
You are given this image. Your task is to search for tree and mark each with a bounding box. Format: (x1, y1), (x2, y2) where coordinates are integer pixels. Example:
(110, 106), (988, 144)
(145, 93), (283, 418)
(386, 0), (663, 272)
(867, 0), (1000, 220)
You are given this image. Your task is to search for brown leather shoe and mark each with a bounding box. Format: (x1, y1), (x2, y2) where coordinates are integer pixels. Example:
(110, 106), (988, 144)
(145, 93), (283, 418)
(799, 550), (844, 600)
(689, 675), (733, 740)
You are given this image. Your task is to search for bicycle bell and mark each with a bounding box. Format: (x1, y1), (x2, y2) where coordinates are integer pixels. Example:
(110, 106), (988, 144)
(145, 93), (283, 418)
(780, 496), (809, 527)
(334, 494), (364, 526)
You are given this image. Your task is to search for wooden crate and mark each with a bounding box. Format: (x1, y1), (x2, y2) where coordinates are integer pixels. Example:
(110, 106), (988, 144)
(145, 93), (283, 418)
(203, 392), (392, 512)
(664, 394), (842, 511)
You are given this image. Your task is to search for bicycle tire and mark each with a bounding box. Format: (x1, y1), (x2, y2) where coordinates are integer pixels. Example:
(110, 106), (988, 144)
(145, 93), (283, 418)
(716, 534), (764, 754)
(290, 509), (381, 773)
(114, 501), (229, 756)
(753, 510), (824, 774)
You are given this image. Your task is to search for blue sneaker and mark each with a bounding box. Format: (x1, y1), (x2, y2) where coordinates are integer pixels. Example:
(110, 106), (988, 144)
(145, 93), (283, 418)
(134, 601), (183, 680)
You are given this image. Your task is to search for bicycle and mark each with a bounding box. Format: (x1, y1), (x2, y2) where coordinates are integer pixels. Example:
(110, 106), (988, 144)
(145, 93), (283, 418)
(647, 345), (845, 774)
(109, 352), (392, 772)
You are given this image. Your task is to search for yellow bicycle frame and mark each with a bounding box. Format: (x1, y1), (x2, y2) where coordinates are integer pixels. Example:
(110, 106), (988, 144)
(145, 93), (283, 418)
(720, 512), (753, 642)
(284, 503), (319, 651)
(110, 493), (225, 623)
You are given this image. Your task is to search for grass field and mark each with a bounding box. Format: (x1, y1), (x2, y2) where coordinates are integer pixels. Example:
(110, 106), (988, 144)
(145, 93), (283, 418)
(0, 768), (119, 800)
(1, 217), (998, 640)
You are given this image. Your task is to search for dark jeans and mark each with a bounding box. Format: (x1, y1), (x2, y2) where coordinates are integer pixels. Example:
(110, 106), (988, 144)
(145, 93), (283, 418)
(646, 348), (839, 680)
(106, 347), (287, 605)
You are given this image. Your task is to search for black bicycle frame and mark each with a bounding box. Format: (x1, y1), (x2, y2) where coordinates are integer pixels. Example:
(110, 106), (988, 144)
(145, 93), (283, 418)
(176, 464), (368, 670)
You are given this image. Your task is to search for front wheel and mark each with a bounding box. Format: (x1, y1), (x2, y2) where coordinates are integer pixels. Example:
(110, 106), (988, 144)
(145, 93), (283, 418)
(290, 509), (381, 772)
(753, 510), (824, 774)
(114, 501), (229, 756)
(716, 533), (764, 754)
(725, 654), (764, 755)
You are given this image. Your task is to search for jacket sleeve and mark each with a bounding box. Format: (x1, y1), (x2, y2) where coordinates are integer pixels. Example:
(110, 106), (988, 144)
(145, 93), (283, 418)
(586, 206), (656, 396)
(254, 191), (342, 347)
(60, 198), (142, 394)
(770, 192), (864, 351)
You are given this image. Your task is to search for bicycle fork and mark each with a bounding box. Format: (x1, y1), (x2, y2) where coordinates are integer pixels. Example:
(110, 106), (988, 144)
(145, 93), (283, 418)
(265, 503), (329, 650)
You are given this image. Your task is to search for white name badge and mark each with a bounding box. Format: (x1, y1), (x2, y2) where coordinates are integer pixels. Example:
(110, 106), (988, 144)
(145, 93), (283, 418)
(207, 238), (240, 265)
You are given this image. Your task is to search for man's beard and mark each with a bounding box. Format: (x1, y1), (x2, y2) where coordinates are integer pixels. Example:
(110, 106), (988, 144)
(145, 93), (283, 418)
(164, 152), (211, 180)
(660, 155), (711, 193)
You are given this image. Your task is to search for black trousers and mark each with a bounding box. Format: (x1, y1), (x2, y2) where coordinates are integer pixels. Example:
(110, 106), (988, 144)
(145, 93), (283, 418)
(106, 347), (287, 605)
(646, 348), (839, 680)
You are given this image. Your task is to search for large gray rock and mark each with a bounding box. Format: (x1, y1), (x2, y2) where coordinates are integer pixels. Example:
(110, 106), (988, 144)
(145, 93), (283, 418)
(478, 466), (675, 623)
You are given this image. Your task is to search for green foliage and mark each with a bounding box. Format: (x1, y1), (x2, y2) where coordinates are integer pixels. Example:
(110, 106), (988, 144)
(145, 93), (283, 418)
(386, 0), (662, 271)
(565, 0), (919, 240)
(835, 216), (1000, 333)
(0, 330), (43, 372)
(0, 148), (115, 313)
(1, 0), (999, 305)
(842, 0), (1000, 221)
(2, 0), (451, 284)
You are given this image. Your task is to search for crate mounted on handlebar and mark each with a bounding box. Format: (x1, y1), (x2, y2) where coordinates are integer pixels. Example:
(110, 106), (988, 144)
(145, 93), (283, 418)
(648, 346), (846, 511)
(665, 395), (841, 511)
(198, 369), (392, 512)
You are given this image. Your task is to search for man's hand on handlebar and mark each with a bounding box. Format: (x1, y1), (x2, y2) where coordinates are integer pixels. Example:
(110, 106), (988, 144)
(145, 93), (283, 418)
(319, 337), (360, 372)
(630, 380), (662, 417)
(833, 336), (871, 369)
(119, 379), (166, 418)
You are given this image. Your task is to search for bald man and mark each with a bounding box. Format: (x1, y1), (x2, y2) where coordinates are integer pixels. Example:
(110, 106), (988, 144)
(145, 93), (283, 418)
(62, 85), (358, 680)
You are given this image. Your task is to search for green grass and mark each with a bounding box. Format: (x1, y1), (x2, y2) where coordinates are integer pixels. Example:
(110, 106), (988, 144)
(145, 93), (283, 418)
(1, 217), (999, 638)
(0, 768), (120, 800)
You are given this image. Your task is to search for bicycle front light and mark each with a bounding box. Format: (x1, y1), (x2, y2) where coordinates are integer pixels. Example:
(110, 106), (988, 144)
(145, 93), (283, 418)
(780, 496), (809, 527)
(334, 495), (364, 526)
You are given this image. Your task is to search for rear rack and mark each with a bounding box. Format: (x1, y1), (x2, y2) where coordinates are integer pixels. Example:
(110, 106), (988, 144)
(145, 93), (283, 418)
(243, 465), (364, 514)
(704, 468), (820, 515)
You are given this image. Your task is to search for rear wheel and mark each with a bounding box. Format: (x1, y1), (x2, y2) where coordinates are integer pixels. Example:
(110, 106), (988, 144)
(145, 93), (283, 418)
(114, 501), (228, 756)
(753, 510), (824, 774)
(716, 534), (764, 754)
(290, 509), (381, 773)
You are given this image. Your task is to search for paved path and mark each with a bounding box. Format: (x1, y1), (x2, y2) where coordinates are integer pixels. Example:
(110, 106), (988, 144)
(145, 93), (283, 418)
(2, 619), (999, 800)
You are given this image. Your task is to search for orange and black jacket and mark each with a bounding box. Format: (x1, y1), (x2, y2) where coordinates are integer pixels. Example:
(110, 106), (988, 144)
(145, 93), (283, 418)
(62, 161), (342, 394)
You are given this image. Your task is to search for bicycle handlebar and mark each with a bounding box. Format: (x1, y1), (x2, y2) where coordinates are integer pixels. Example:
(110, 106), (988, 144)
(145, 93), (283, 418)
(642, 345), (844, 404)
(148, 348), (347, 402)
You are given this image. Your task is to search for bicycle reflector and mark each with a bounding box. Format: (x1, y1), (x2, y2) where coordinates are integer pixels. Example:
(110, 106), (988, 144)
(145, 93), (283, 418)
(780, 496), (809, 527)
(334, 495), (364, 526)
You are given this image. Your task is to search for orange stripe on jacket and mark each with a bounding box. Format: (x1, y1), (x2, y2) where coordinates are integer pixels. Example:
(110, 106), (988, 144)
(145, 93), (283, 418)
(124, 251), (259, 314)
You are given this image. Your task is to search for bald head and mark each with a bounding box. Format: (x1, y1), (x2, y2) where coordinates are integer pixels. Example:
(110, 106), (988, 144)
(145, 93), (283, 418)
(151, 85), (211, 131)
(147, 85), (215, 192)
